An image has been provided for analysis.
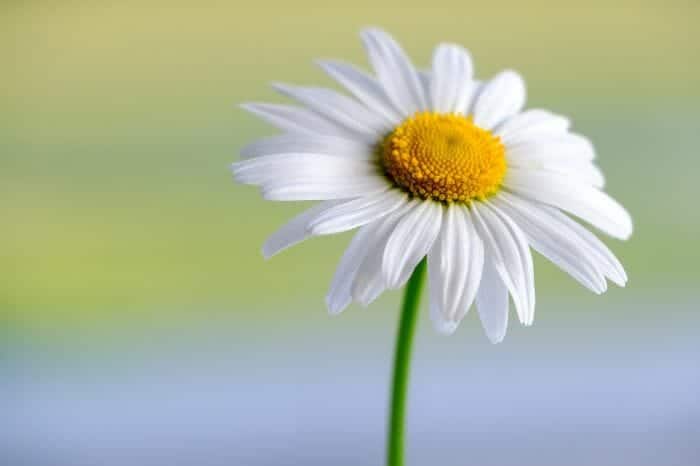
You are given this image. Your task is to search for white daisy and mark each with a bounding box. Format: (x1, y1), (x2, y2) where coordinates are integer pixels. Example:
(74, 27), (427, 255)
(233, 28), (632, 343)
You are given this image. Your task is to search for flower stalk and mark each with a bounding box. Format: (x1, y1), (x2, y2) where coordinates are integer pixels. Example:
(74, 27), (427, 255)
(387, 258), (427, 466)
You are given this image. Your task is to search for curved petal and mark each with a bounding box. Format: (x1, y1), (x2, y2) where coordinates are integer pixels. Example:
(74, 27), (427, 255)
(493, 194), (608, 293)
(326, 223), (377, 314)
(542, 204), (627, 286)
(272, 83), (390, 141)
(360, 28), (428, 116)
(430, 44), (474, 113)
(471, 202), (535, 325)
(307, 189), (408, 235)
(486, 201), (536, 325)
(261, 201), (343, 258)
(240, 133), (373, 160)
(472, 70), (526, 130)
(495, 109), (571, 146)
(427, 204), (483, 334)
(523, 197), (627, 286)
(476, 258), (509, 344)
(504, 168), (633, 240)
(458, 207), (486, 321)
(240, 103), (354, 138)
(382, 201), (443, 289)
(351, 204), (413, 306)
(315, 59), (403, 125)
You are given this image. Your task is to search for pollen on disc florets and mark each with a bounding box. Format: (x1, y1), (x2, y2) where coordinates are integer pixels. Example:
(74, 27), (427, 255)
(381, 111), (507, 203)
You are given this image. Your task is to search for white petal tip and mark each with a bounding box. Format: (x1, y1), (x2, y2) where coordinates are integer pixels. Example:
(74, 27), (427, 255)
(381, 270), (397, 290)
(230, 169), (247, 183)
(385, 280), (400, 291)
(614, 222), (633, 241)
(239, 102), (256, 112)
(314, 58), (337, 69)
(326, 297), (349, 315)
(608, 276), (627, 289)
(617, 216), (634, 240)
(433, 320), (459, 335)
(260, 247), (274, 260)
(314, 59), (347, 77)
(383, 266), (413, 291)
(487, 334), (505, 344)
(270, 82), (293, 93)
(261, 190), (285, 201)
(261, 240), (282, 259)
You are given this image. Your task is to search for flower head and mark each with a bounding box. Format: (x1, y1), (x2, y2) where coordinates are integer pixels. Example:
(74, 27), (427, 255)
(233, 28), (632, 343)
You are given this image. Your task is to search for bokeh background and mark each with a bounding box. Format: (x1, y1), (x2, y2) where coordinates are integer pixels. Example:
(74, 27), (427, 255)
(3, 1), (699, 465)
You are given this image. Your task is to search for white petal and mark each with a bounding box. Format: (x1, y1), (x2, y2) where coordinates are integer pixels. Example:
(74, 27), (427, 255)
(430, 44), (474, 113)
(234, 154), (387, 201)
(240, 133), (373, 160)
(495, 109), (570, 146)
(308, 189), (408, 235)
(315, 59), (403, 125)
(428, 205), (465, 334)
(536, 161), (605, 188)
(272, 83), (390, 141)
(471, 202), (535, 325)
(458, 207), (486, 321)
(360, 28), (428, 116)
(505, 133), (603, 187)
(542, 206), (627, 286)
(231, 153), (378, 186)
(326, 224), (377, 314)
(573, 163), (605, 188)
(476, 259), (509, 344)
(261, 201), (342, 258)
(351, 206), (412, 306)
(262, 177), (388, 201)
(382, 200), (443, 289)
(418, 69), (431, 101)
(472, 70), (526, 130)
(485, 201), (536, 325)
(493, 194), (608, 294)
(427, 204), (483, 334)
(537, 201), (627, 286)
(504, 168), (633, 240)
(240, 103), (353, 138)
(505, 133), (596, 165)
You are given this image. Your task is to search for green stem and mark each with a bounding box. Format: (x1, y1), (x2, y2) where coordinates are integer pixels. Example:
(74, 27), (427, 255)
(387, 258), (427, 466)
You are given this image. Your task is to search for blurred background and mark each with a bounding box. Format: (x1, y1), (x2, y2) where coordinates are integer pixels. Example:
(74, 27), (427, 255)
(3, 1), (699, 465)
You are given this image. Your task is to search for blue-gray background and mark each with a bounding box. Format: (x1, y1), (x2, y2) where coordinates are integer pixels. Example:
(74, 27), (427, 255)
(3, 1), (699, 465)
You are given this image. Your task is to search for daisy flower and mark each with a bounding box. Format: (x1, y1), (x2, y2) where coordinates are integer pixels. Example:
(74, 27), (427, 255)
(232, 28), (632, 344)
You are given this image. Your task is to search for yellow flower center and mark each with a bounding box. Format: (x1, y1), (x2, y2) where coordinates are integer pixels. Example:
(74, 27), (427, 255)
(381, 112), (507, 203)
